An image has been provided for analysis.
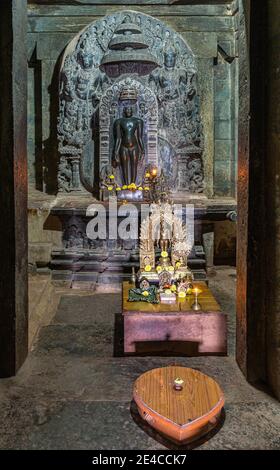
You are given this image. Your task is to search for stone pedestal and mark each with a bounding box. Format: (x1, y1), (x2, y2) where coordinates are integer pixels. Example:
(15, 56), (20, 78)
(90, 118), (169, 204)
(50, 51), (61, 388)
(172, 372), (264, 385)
(49, 195), (236, 287)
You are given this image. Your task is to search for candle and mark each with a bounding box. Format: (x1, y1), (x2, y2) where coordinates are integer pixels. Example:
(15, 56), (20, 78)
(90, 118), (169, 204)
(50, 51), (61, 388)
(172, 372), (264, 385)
(151, 168), (157, 177)
(191, 287), (202, 311)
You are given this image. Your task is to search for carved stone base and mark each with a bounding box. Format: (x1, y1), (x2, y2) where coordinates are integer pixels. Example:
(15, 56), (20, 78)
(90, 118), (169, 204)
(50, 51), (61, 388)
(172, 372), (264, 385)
(49, 197), (236, 288)
(50, 245), (206, 287)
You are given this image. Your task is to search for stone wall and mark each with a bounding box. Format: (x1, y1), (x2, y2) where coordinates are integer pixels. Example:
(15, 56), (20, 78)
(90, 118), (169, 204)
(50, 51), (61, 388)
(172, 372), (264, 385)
(27, 0), (239, 199)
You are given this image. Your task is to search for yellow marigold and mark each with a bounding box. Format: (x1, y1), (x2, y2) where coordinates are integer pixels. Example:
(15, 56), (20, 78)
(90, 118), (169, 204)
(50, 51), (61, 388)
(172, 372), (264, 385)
(109, 174), (115, 180)
(142, 290), (149, 297)
(156, 266), (162, 273)
(107, 186), (113, 191)
(144, 265), (152, 272)
(130, 182), (136, 189)
(161, 251), (168, 258)
(175, 261), (181, 268)
(116, 187), (121, 191)
(168, 266), (174, 272)
(145, 172), (151, 178)
(122, 185), (128, 190)
(171, 285), (177, 292)
(138, 186), (143, 191)
(144, 186), (150, 191)
(178, 291), (186, 298)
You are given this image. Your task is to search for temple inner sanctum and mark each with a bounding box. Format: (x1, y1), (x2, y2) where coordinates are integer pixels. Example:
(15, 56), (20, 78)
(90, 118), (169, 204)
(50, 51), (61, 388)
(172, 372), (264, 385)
(0, 0), (280, 452)
(31, 7), (237, 286)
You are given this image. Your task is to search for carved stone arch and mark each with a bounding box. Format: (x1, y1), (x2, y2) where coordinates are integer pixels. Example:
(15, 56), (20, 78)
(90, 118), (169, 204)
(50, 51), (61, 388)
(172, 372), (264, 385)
(99, 77), (158, 182)
(57, 10), (204, 195)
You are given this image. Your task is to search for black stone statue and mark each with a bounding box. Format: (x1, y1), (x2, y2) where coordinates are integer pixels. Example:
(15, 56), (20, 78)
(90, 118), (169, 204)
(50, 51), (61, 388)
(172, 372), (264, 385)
(112, 106), (145, 185)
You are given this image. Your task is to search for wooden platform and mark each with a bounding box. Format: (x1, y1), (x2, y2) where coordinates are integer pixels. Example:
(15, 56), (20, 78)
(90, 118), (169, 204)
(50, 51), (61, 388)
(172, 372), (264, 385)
(122, 281), (227, 355)
(133, 366), (225, 444)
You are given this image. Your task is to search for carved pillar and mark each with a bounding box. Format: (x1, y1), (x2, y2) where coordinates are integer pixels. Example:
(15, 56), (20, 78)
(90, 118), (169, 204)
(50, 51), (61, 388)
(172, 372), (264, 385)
(0, 0), (28, 376)
(197, 58), (214, 197)
(202, 231), (215, 273)
(70, 157), (82, 191)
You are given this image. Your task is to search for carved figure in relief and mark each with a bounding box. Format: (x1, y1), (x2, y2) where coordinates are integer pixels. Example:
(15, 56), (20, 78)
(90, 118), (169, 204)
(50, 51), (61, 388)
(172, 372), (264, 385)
(188, 158), (204, 192)
(112, 106), (145, 185)
(76, 49), (110, 110)
(149, 46), (197, 129)
(58, 157), (72, 192)
(58, 11), (204, 194)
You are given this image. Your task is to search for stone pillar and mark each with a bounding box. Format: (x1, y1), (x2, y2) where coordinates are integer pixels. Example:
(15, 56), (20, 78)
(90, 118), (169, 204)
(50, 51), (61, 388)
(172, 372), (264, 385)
(202, 231), (215, 274)
(197, 58), (214, 197)
(236, 0), (267, 384)
(266, 0), (280, 400)
(0, 1), (28, 376)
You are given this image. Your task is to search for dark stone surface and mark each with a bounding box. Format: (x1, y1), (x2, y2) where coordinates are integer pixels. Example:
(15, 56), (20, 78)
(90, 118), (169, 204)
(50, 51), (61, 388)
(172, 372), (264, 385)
(27, 1), (238, 199)
(236, 0), (267, 384)
(0, 267), (280, 449)
(0, 399), (163, 450)
(53, 294), (122, 325)
(266, 0), (280, 400)
(0, 0), (28, 376)
(1, 398), (278, 450)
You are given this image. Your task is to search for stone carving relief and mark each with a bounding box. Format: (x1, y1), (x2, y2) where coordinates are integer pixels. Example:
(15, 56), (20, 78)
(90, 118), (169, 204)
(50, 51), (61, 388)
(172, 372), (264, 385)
(99, 77), (158, 186)
(57, 10), (204, 195)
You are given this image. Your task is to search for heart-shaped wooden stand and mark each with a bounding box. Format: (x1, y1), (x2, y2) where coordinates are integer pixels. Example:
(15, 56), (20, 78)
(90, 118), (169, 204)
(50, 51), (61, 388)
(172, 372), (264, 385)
(133, 366), (224, 444)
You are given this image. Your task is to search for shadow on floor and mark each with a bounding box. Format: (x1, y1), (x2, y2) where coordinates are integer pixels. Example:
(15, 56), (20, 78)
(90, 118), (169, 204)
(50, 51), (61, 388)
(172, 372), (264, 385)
(130, 400), (226, 450)
(113, 313), (226, 357)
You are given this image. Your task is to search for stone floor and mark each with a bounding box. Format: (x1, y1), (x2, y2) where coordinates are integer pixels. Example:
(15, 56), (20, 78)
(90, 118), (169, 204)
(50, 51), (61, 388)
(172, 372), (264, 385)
(0, 267), (279, 450)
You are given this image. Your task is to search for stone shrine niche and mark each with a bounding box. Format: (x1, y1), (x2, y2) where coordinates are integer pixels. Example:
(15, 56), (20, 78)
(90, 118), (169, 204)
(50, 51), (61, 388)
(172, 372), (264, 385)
(99, 78), (158, 187)
(57, 10), (204, 197)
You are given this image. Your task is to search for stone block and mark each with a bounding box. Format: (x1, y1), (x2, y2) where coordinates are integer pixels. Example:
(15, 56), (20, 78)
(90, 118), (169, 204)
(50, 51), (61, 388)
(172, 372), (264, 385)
(28, 3), (233, 18)
(215, 79), (231, 101)
(215, 120), (232, 140)
(27, 33), (36, 60)
(28, 206), (62, 249)
(27, 15), (235, 34)
(215, 62), (230, 80)
(214, 160), (232, 196)
(29, 242), (53, 266)
(36, 33), (73, 60)
(181, 32), (217, 58)
(215, 139), (234, 161)
(51, 270), (72, 288)
(218, 39), (235, 58)
(215, 100), (231, 120)
(214, 220), (236, 265)
(28, 274), (59, 349)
